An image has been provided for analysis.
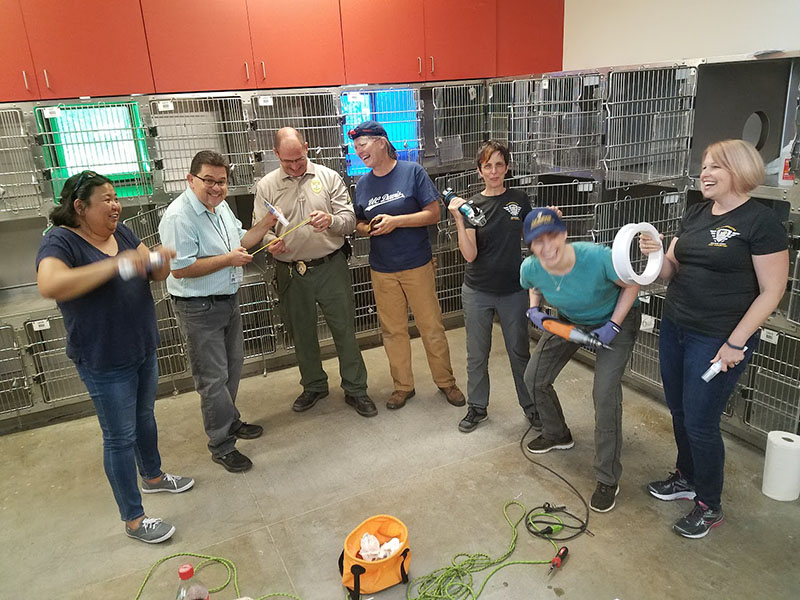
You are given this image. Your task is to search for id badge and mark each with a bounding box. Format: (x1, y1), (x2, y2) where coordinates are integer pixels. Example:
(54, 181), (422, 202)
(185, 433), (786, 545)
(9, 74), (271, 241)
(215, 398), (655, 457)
(231, 267), (244, 284)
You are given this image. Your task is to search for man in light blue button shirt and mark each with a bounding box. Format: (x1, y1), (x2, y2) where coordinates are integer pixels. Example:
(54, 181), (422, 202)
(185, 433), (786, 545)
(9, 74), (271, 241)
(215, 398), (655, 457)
(158, 151), (277, 473)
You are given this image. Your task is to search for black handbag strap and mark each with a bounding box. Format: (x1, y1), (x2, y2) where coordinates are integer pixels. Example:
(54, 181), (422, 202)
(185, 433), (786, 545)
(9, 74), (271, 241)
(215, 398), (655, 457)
(400, 547), (410, 583)
(349, 564), (366, 600)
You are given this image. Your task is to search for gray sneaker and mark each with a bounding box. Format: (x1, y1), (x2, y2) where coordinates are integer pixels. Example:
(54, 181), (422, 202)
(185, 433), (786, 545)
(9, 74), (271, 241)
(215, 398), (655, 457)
(125, 517), (176, 544)
(141, 473), (194, 494)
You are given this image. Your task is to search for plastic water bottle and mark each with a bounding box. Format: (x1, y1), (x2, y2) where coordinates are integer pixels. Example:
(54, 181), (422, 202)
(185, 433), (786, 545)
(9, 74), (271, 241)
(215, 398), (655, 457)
(443, 187), (486, 227)
(118, 251), (162, 281)
(176, 563), (209, 600)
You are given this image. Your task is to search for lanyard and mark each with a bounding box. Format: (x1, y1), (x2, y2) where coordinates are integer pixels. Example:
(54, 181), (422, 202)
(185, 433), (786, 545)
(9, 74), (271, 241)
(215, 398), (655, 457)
(205, 210), (231, 253)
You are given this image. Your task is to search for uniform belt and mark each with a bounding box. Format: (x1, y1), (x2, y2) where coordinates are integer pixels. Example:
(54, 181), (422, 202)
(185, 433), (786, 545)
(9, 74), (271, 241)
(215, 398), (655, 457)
(291, 246), (343, 269)
(172, 294), (235, 302)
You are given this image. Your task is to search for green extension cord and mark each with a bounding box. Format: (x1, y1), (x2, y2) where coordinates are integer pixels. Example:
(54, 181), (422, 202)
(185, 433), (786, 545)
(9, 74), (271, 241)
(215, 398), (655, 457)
(405, 500), (560, 600)
(132, 551), (302, 600)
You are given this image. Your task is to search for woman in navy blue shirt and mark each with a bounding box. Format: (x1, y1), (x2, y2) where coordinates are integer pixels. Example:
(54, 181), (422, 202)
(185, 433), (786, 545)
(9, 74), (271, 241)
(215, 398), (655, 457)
(36, 171), (193, 544)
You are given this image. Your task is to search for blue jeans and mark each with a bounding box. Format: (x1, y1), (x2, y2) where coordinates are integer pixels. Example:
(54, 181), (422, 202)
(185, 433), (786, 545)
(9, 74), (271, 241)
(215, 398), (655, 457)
(462, 284), (533, 415)
(76, 352), (161, 522)
(658, 316), (757, 510)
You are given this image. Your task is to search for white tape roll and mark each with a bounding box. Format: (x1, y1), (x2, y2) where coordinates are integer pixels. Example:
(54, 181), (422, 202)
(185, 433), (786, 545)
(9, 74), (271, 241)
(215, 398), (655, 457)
(611, 222), (664, 286)
(762, 430), (800, 501)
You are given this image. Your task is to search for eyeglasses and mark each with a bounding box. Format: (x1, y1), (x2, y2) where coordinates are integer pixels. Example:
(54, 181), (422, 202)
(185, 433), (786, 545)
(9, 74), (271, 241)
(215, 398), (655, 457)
(277, 155), (307, 167)
(193, 175), (228, 188)
(71, 170), (98, 200)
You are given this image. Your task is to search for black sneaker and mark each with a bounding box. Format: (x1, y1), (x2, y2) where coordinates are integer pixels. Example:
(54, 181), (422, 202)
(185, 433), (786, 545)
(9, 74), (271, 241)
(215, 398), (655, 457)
(528, 411), (542, 431)
(526, 432), (574, 454)
(647, 470), (696, 501)
(212, 449), (253, 473)
(292, 390), (329, 412)
(458, 406), (488, 432)
(231, 422), (263, 439)
(673, 501), (724, 539)
(590, 482), (619, 513)
(345, 394), (377, 417)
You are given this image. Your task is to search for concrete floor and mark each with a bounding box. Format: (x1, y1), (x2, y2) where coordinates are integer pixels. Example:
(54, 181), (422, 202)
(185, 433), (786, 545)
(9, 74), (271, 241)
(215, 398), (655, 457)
(1, 326), (798, 600)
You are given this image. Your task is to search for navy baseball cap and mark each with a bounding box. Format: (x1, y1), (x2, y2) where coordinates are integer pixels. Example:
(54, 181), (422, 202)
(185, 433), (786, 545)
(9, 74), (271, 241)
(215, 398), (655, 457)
(523, 208), (567, 245)
(347, 120), (388, 140)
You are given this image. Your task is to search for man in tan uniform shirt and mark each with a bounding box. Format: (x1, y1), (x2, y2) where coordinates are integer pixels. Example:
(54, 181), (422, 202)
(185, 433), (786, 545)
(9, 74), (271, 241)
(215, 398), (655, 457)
(253, 127), (375, 417)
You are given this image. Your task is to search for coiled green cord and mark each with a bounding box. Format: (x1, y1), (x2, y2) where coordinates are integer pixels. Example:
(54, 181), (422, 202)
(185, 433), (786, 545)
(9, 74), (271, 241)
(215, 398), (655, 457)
(132, 551), (302, 600)
(405, 501), (559, 600)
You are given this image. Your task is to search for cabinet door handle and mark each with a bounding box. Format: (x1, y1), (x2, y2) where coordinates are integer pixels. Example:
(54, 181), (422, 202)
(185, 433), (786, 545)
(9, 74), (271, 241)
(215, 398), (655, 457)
(261, 61), (266, 80)
(418, 57), (422, 75)
(430, 56), (434, 74)
(43, 69), (51, 89)
(245, 62), (250, 81)
(22, 70), (29, 90)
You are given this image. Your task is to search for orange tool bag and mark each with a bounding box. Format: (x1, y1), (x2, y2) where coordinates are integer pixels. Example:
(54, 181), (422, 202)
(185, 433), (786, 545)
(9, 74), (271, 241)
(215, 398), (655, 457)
(338, 514), (411, 599)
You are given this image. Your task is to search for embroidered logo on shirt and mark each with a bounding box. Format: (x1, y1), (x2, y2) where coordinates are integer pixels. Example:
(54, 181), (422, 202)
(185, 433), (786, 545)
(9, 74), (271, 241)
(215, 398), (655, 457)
(504, 202), (523, 220)
(708, 226), (740, 247)
(366, 191), (406, 211)
(310, 178), (322, 194)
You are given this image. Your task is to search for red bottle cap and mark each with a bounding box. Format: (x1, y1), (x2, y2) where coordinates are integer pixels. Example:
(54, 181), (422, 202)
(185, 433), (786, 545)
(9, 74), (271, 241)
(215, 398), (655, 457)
(179, 564), (194, 580)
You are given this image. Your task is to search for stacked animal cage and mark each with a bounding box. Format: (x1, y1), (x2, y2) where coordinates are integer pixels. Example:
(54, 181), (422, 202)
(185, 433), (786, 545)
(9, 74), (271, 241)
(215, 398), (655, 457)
(0, 108), (41, 215)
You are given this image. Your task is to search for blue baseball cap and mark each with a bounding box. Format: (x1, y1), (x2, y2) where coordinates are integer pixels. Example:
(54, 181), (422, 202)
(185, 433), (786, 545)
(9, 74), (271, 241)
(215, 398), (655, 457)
(523, 208), (567, 245)
(347, 120), (388, 140)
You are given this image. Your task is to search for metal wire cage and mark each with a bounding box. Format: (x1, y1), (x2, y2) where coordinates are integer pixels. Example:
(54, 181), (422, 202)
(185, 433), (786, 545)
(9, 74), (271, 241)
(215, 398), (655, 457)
(23, 316), (88, 404)
(433, 247), (467, 316)
(238, 280), (278, 361)
(739, 329), (800, 435)
(627, 293), (666, 388)
(432, 83), (487, 166)
(122, 204), (168, 250)
(341, 88), (422, 176)
(604, 66), (697, 189)
(591, 189), (685, 295)
(252, 91), (345, 177)
(153, 298), (187, 381)
(34, 101), (153, 204)
(787, 250), (800, 326)
(0, 108), (41, 213)
(509, 176), (600, 241)
(149, 96), (253, 193)
(0, 324), (33, 414)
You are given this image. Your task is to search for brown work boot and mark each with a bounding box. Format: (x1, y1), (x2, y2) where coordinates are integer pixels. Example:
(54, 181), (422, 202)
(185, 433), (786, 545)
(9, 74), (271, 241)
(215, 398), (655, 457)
(386, 389), (415, 409)
(439, 385), (465, 406)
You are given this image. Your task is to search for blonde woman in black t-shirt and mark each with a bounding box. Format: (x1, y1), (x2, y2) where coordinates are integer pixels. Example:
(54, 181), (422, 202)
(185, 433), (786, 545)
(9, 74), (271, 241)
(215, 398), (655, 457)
(640, 139), (788, 539)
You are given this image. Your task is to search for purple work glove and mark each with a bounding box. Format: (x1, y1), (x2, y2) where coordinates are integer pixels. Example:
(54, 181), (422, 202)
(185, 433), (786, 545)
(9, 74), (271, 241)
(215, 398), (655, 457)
(591, 320), (621, 346)
(526, 307), (549, 330)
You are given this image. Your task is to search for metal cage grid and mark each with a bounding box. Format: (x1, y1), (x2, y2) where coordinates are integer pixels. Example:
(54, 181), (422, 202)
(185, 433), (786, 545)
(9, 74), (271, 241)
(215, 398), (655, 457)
(0, 325), (32, 414)
(154, 298), (187, 380)
(787, 250), (800, 325)
(149, 97), (253, 193)
(488, 80), (515, 145)
(341, 88), (423, 176)
(518, 74), (604, 174)
(432, 83), (487, 166)
(591, 189), (685, 295)
(509, 177), (600, 241)
(433, 247), (467, 315)
(252, 91), (345, 177)
(122, 205), (167, 249)
(628, 294), (666, 387)
(740, 330), (800, 435)
(34, 101), (153, 204)
(604, 66), (697, 189)
(0, 108), (41, 213)
(350, 264), (380, 334)
(238, 281), (278, 360)
(23, 316), (88, 404)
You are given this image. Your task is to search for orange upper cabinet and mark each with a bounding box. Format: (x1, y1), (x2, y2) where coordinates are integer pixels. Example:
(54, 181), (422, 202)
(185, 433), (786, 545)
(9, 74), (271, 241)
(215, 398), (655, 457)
(141, 0), (256, 93)
(19, 0), (154, 99)
(0, 1), (40, 102)
(341, 0), (426, 85)
(497, 0), (563, 77)
(423, 0), (496, 81)
(248, 0), (345, 88)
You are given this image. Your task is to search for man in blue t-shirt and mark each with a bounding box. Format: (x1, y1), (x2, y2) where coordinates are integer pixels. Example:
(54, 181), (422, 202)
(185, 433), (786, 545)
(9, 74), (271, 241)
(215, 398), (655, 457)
(350, 120), (464, 410)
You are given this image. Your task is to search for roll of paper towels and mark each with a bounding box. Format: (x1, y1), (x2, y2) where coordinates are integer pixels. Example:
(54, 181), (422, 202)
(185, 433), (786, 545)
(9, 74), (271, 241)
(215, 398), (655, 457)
(762, 430), (800, 501)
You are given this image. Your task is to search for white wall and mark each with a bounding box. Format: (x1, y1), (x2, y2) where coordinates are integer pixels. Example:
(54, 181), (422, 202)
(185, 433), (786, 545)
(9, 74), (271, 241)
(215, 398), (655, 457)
(563, 0), (800, 70)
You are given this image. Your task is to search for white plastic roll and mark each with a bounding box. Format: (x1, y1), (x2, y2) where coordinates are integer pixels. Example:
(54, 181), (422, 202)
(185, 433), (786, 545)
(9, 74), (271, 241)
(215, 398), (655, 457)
(762, 430), (800, 501)
(612, 222), (664, 286)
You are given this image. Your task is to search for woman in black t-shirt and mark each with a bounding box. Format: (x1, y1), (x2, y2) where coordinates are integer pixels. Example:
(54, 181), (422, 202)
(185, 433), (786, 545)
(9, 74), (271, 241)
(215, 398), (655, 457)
(36, 171), (192, 544)
(447, 140), (535, 433)
(640, 139), (788, 539)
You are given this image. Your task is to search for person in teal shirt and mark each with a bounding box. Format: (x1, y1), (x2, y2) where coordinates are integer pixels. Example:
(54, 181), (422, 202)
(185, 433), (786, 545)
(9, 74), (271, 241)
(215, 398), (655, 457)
(520, 208), (641, 513)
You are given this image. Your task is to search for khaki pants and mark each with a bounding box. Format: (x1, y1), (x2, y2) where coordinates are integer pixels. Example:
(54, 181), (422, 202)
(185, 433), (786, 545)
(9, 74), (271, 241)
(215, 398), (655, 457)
(371, 260), (456, 392)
